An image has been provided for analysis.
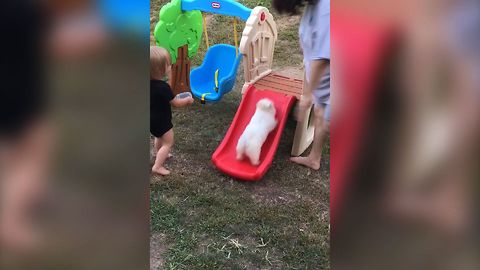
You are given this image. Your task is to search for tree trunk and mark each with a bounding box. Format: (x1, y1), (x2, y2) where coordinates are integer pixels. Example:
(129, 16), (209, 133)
(169, 45), (191, 96)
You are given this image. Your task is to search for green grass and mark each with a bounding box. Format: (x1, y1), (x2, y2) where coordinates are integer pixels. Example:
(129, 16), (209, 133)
(150, 1), (330, 269)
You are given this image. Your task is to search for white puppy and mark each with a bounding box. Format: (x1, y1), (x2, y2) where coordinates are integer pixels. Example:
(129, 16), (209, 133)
(236, 98), (278, 166)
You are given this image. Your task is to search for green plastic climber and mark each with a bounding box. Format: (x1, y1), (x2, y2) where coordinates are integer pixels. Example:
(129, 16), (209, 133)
(153, 0), (203, 64)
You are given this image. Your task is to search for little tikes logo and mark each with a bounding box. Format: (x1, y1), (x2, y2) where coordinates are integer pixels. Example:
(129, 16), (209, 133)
(211, 2), (221, 8)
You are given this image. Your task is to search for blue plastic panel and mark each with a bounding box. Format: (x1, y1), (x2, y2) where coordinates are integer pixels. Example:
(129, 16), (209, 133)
(99, 0), (149, 37)
(181, 0), (252, 21)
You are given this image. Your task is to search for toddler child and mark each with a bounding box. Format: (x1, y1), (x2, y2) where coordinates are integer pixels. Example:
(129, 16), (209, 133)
(150, 46), (194, 175)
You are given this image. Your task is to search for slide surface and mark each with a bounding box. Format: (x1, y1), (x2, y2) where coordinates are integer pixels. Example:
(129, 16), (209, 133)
(212, 85), (296, 181)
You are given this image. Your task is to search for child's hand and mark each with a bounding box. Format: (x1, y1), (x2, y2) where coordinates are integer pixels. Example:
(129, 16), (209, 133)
(171, 95), (194, 107)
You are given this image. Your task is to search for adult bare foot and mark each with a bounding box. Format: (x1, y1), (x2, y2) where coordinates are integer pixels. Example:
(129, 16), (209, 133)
(290, 156), (320, 170)
(152, 166), (170, 176)
(151, 152), (173, 159)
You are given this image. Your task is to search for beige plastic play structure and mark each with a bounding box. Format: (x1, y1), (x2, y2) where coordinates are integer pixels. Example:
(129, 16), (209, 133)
(238, 7), (315, 156)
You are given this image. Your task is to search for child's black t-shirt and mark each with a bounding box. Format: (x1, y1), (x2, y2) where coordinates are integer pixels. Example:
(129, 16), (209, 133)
(1, 1), (46, 137)
(150, 80), (174, 137)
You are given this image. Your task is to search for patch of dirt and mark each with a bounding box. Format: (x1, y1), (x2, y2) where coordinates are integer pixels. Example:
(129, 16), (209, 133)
(205, 14), (214, 25)
(250, 182), (326, 207)
(250, 184), (298, 204)
(274, 66), (304, 80)
(276, 15), (302, 31)
(150, 233), (168, 270)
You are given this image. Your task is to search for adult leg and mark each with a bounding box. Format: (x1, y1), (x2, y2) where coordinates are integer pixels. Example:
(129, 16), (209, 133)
(291, 106), (329, 170)
(152, 129), (173, 176)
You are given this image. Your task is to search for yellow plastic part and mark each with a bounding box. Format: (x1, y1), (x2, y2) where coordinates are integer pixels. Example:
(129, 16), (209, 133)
(202, 13), (210, 49)
(201, 93), (211, 104)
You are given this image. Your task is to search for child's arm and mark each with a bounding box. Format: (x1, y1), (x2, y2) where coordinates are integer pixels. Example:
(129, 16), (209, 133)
(170, 96), (194, 107)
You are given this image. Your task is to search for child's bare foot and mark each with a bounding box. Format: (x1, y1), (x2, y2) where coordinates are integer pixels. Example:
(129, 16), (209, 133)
(290, 156), (321, 170)
(152, 166), (170, 176)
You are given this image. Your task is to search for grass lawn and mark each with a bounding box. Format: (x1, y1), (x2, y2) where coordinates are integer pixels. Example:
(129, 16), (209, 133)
(150, 0), (330, 269)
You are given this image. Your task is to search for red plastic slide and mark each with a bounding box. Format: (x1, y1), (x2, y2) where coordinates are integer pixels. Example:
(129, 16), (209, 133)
(331, 9), (396, 225)
(212, 85), (296, 181)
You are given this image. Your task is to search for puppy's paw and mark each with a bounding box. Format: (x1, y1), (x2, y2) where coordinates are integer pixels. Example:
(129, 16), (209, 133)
(236, 152), (244, 161)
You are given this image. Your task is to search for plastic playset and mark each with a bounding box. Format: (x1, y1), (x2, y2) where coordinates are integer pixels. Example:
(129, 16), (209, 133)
(154, 0), (316, 181)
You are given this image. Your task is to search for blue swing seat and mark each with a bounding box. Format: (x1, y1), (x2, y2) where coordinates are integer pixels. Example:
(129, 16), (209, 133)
(190, 44), (242, 103)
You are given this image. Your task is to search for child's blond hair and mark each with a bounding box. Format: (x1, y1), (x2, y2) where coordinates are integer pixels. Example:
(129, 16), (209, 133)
(150, 46), (171, 80)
